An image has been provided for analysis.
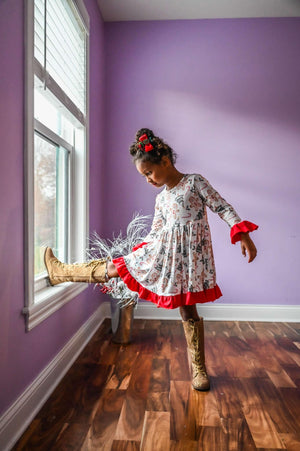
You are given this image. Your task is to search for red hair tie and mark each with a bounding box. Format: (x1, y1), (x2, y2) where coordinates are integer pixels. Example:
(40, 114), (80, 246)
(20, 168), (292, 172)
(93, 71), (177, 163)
(138, 133), (154, 152)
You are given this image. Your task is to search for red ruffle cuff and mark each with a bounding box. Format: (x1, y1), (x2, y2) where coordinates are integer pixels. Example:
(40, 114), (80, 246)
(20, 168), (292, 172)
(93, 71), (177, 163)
(230, 221), (259, 244)
(112, 256), (222, 309)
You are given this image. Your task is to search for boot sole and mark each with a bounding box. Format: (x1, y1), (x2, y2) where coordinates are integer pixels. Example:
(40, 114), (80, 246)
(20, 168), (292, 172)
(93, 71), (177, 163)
(192, 384), (210, 391)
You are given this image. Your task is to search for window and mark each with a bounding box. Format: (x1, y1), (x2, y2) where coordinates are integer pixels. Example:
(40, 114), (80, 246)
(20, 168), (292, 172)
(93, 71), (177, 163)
(24, 0), (90, 330)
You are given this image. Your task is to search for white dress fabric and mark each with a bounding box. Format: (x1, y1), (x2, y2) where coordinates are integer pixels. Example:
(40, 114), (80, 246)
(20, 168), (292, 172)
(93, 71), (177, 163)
(113, 174), (254, 309)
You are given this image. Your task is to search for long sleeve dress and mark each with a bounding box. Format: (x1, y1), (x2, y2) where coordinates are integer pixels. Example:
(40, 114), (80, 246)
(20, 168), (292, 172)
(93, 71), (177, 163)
(113, 174), (258, 309)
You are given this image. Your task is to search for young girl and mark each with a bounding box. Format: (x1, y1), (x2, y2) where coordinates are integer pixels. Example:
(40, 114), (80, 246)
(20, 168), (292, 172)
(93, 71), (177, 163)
(45, 128), (258, 391)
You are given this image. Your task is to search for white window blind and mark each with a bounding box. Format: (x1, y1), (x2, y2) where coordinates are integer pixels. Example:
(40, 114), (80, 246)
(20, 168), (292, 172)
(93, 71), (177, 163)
(34, 0), (86, 120)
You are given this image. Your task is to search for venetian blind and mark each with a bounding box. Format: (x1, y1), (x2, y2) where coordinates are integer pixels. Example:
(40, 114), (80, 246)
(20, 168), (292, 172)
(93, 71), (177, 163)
(34, 0), (86, 119)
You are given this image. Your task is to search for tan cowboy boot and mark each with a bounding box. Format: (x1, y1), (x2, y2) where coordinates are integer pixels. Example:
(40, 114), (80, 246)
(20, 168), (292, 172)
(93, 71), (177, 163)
(44, 247), (108, 286)
(182, 317), (210, 391)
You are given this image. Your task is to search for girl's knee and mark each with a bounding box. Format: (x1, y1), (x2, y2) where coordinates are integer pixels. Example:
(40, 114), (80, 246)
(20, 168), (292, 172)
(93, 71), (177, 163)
(179, 305), (200, 321)
(107, 261), (119, 278)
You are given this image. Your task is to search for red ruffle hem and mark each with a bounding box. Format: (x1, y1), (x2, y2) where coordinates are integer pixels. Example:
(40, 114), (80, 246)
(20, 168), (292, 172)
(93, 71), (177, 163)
(230, 221), (259, 244)
(112, 256), (222, 310)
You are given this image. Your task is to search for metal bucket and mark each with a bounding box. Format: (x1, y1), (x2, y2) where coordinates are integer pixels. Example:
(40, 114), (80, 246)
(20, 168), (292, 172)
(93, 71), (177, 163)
(110, 300), (135, 344)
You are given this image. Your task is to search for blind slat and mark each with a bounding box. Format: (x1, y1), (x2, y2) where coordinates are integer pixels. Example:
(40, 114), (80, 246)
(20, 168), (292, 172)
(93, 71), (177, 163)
(34, 0), (86, 114)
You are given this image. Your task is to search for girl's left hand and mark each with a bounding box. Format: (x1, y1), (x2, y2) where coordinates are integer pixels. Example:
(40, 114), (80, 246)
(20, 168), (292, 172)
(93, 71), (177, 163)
(240, 233), (257, 263)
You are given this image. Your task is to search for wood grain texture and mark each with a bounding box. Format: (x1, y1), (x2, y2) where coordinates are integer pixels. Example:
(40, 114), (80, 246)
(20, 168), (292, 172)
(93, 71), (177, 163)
(114, 353), (153, 441)
(140, 411), (170, 450)
(81, 389), (126, 450)
(111, 440), (140, 451)
(170, 381), (192, 441)
(146, 390), (170, 411)
(106, 345), (139, 390)
(13, 319), (300, 450)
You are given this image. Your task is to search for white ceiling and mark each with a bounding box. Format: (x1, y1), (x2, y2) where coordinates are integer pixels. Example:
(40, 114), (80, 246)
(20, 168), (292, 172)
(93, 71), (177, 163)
(97, 0), (300, 22)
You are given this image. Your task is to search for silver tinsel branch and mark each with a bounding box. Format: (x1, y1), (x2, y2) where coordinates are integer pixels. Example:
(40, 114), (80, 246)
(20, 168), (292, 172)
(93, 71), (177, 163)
(88, 213), (151, 308)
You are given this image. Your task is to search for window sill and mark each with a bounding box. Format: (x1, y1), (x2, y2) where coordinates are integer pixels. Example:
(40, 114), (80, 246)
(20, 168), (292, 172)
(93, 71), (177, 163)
(23, 283), (88, 331)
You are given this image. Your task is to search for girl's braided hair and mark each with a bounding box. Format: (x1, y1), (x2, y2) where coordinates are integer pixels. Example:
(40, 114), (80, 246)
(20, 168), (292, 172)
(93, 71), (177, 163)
(129, 128), (177, 165)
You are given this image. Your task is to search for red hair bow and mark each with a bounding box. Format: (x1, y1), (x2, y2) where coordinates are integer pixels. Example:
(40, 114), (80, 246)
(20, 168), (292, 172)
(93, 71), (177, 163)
(138, 133), (154, 152)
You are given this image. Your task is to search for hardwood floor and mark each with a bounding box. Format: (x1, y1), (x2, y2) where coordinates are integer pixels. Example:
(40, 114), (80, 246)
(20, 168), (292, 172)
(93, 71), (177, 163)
(13, 319), (300, 450)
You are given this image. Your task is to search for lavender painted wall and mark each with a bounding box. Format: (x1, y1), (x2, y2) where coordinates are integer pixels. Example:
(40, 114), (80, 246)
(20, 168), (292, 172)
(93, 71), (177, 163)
(1, 3), (299, 423)
(104, 18), (300, 307)
(0, 0), (105, 416)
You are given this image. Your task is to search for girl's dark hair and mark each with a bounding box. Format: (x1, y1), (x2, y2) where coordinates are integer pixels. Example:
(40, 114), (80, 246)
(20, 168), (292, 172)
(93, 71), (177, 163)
(129, 128), (177, 165)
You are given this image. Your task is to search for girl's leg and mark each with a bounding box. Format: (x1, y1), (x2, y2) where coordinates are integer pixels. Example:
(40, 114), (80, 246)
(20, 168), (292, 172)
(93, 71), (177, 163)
(179, 304), (200, 321)
(107, 261), (119, 278)
(180, 304), (210, 391)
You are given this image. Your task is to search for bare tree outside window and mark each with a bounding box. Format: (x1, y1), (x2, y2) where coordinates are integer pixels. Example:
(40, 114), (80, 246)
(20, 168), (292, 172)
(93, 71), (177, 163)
(34, 135), (56, 275)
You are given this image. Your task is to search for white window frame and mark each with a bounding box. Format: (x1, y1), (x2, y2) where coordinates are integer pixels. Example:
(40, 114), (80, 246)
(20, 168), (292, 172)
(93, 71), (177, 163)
(23, 0), (90, 331)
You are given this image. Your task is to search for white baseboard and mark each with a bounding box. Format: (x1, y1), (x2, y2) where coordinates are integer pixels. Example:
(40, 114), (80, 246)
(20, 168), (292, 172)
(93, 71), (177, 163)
(0, 303), (110, 451)
(1, 301), (299, 451)
(132, 301), (300, 322)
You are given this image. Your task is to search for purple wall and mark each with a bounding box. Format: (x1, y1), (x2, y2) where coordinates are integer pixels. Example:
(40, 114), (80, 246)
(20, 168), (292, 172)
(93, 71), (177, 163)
(0, 0), (105, 416)
(104, 18), (300, 306)
(1, 3), (299, 420)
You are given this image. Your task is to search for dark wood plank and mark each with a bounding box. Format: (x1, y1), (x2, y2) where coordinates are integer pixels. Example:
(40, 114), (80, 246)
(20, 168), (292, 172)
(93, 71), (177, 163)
(170, 320), (186, 352)
(148, 358), (170, 392)
(153, 320), (173, 359)
(146, 391), (170, 411)
(131, 326), (157, 354)
(250, 377), (299, 435)
(12, 319), (300, 451)
(197, 426), (228, 450)
(114, 353), (153, 441)
(13, 420), (42, 451)
(81, 389), (126, 449)
(236, 378), (285, 449)
(275, 335), (300, 366)
(14, 364), (112, 449)
(111, 440), (140, 451)
(279, 387), (300, 430)
(140, 411), (170, 450)
(170, 350), (190, 381)
(170, 440), (198, 450)
(38, 363), (112, 424)
(279, 433), (300, 451)
(194, 390), (221, 427)
(170, 381), (194, 441)
(282, 364), (300, 389)
(14, 419), (89, 451)
(235, 321), (258, 340)
(53, 422), (90, 450)
(280, 322), (300, 340)
(220, 418), (256, 451)
(242, 407), (284, 449)
(106, 345), (139, 390)
(205, 337), (231, 377)
(211, 377), (244, 419)
(76, 319), (112, 364)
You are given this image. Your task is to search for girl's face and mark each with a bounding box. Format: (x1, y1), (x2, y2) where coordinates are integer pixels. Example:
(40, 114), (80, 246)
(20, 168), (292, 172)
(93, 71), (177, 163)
(135, 157), (171, 188)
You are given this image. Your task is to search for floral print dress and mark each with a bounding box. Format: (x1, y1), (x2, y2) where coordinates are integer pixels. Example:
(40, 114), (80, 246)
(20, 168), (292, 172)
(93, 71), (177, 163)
(113, 174), (258, 309)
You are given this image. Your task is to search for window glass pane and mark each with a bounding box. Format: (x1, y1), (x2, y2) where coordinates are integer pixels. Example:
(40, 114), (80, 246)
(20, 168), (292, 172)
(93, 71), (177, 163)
(34, 134), (69, 277)
(34, 76), (75, 145)
(34, 134), (56, 276)
(56, 145), (69, 262)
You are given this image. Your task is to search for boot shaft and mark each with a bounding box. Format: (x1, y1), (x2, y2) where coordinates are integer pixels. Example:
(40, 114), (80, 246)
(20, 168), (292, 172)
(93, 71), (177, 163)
(44, 247), (108, 285)
(182, 317), (205, 364)
(182, 317), (210, 391)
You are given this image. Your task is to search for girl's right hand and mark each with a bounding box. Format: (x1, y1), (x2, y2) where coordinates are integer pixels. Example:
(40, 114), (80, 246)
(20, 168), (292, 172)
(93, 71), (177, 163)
(240, 233), (257, 263)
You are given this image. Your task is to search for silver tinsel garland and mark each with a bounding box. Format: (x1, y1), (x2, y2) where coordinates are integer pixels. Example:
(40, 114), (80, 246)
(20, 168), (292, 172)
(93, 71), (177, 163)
(88, 213), (151, 308)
